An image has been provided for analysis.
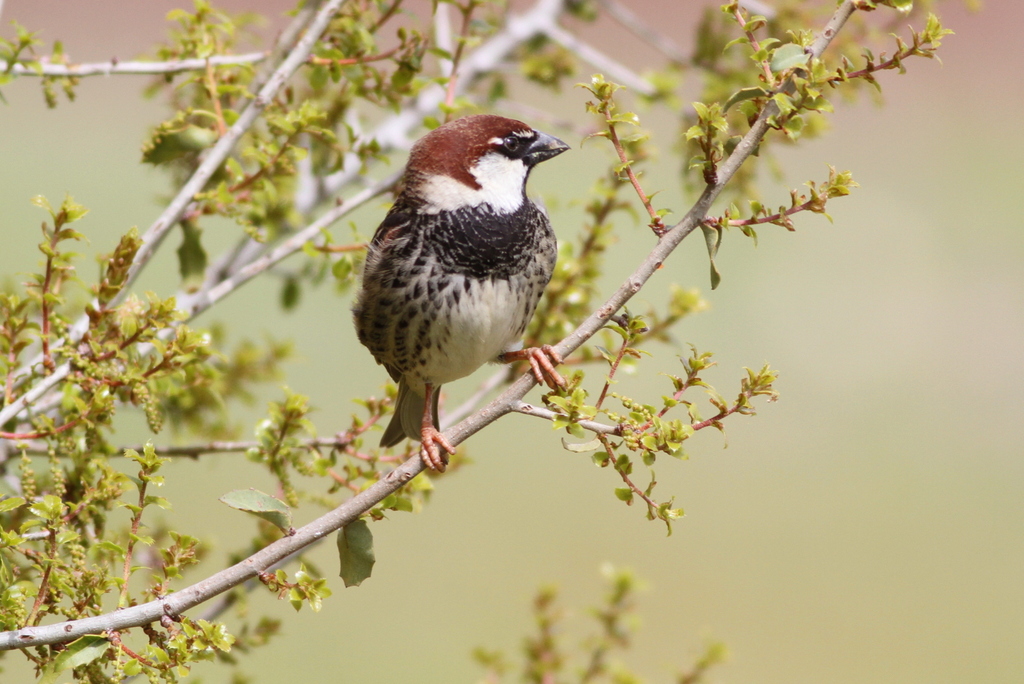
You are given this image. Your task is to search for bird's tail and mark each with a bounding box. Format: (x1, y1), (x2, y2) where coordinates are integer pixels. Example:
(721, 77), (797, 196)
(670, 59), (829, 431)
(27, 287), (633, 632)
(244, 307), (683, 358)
(380, 380), (440, 448)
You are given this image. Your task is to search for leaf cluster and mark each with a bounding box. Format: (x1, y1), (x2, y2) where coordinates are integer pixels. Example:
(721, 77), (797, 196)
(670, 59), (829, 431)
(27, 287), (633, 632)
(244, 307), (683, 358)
(540, 307), (777, 534)
(475, 565), (728, 684)
(0, 0), (955, 680)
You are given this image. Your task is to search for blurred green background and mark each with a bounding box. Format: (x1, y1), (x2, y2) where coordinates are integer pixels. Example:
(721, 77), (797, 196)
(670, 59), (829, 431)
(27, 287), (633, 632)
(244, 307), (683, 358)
(2, 1), (1022, 682)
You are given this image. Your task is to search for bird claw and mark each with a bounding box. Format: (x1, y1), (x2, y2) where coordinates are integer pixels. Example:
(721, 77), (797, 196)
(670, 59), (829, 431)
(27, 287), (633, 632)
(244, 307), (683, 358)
(502, 345), (566, 390)
(420, 426), (455, 472)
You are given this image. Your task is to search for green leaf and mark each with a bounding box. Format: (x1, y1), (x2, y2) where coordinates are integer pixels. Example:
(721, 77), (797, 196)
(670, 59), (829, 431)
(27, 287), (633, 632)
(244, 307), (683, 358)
(723, 86), (767, 112)
(142, 124), (217, 165)
(0, 496), (26, 513)
(39, 635), (109, 684)
(770, 44), (809, 73)
(700, 222), (723, 290)
(337, 518), (375, 588)
(561, 437), (602, 453)
(219, 489), (293, 533)
(59, 195), (89, 224)
(281, 276), (301, 310)
(30, 195), (55, 217)
(96, 540), (126, 555)
(177, 222), (208, 293)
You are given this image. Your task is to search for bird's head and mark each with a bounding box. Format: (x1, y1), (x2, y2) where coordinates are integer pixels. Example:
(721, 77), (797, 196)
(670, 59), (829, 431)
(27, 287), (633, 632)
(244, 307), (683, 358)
(403, 114), (569, 215)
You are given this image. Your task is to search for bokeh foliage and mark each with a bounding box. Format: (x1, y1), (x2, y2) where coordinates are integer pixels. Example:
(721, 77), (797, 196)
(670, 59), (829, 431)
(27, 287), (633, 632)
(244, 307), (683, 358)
(0, 1), (951, 681)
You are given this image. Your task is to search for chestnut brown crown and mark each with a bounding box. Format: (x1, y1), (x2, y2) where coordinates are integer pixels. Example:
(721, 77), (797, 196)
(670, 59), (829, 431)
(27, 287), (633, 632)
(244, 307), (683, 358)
(401, 115), (569, 213)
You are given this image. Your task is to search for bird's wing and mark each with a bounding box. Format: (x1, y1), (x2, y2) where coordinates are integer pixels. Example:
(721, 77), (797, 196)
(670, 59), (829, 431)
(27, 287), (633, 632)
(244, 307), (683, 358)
(369, 205), (414, 249)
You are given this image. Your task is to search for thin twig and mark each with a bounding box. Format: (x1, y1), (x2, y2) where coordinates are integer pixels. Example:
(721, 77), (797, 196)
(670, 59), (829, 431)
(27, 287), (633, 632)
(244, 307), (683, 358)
(733, 5), (775, 86)
(119, 477), (149, 608)
(0, 42), (403, 78)
(595, 0), (688, 65)
(23, 529), (56, 627)
(0, 52), (269, 77)
(604, 117), (665, 235)
(443, 2), (479, 112)
(0, 417), (82, 441)
(203, 60), (228, 137)
(441, 367), (512, 429)
(593, 336), (629, 412)
(108, 631), (158, 670)
(37, 227), (59, 373)
(307, 45), (402, 68)
(513, 402), (619, 436)
(600, 432), (659, 513)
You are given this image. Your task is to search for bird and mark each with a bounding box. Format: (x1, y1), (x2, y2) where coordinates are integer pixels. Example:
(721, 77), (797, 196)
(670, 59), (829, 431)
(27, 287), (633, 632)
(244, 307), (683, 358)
(353, 114), (570, 472)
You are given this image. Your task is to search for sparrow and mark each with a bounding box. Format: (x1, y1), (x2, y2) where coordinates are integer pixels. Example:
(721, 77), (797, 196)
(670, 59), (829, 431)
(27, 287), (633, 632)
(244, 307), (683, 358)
(353, 114), (570, 471)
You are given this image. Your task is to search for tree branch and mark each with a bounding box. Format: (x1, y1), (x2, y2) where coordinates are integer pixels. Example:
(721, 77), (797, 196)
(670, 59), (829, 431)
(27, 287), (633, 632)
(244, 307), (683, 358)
(0, 0), (858, 652)
(0, 52), (269, 77)
(176, 170), (400, 320)
(595, 0), (688, 65)
(514, 402), (620, 436)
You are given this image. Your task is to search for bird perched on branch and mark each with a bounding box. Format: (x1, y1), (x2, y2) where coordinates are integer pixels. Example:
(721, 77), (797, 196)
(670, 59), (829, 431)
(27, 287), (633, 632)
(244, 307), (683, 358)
(353, 114), (570, 471)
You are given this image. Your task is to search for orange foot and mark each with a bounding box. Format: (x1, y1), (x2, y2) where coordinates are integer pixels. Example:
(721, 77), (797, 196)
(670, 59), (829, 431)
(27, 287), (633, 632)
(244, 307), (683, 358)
(501, 345), (566, 390)
(420, 425), (455, 472)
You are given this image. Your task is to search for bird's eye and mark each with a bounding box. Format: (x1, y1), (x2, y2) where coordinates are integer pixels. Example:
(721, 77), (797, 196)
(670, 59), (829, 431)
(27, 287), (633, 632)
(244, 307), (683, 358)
(502, 135), (521, 153)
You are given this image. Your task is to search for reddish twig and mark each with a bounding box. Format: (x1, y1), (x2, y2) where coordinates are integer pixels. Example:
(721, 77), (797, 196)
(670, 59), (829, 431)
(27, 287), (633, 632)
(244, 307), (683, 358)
(0, 416), (82, 441)
(598, 433), (659, 514)
(307, 45), (402, 68)
(119, 475), (150, 608)
(227, 133), (299, 194)
(443, 2), (479, 113)
(594, 334), (631, 411)
(311, 242), (368, 254)
(203, 60), (228, 137)
(732, 5), (775, 86)
(24, 529), (57, 627)
(604, 120), (666, 236)
(108, 631), (157, 669)
(370, 0), (405, 32)
(38, 229), (62, 374)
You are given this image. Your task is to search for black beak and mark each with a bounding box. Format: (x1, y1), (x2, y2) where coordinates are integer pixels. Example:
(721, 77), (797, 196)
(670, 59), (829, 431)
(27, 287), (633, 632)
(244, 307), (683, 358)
(524, 130), (570, 166)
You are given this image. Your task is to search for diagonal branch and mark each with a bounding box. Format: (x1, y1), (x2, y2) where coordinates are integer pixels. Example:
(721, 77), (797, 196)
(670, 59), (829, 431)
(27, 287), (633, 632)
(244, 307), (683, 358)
(595, 0), (688, 65)
(0, 0), (859, 653)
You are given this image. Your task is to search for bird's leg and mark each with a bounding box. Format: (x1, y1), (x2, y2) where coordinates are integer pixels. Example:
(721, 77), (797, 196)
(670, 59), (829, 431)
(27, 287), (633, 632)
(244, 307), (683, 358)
(419, 383), (455, 472)
(500, 345), (566, 390)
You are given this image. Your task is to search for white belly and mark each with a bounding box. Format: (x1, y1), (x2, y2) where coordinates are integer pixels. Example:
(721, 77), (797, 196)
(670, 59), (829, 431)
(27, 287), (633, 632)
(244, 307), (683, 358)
(420, 275), (523, 385)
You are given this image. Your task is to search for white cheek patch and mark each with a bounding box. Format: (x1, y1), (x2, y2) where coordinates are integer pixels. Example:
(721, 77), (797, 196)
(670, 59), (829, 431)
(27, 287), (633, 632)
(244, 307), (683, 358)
(419, 154), (527, 215)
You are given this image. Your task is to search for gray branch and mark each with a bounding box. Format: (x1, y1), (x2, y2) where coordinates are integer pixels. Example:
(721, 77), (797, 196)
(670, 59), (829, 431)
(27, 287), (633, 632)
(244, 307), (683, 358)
(595, 0), (688, 64)
(513, 401), (620, 436)
(0, 52), (268, 77)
